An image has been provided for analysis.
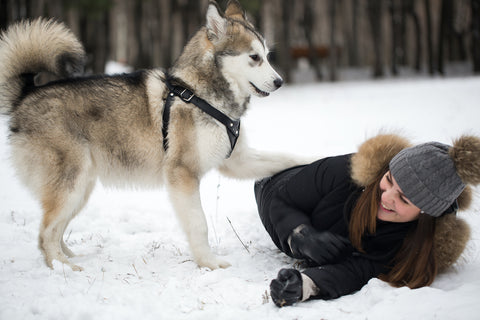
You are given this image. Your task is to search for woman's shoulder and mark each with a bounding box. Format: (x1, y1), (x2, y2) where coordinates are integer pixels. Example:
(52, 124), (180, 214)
(312, 153), (353, 173)
(309, 154), (354, 186)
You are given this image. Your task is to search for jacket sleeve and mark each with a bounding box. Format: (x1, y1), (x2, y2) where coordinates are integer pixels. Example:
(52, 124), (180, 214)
(267, 154), (353, 255)
(302, 255), (388, 300)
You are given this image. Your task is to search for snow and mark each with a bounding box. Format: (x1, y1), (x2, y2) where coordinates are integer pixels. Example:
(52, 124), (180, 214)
(105, 60), (133, 75)
(1, 76), (480, 319)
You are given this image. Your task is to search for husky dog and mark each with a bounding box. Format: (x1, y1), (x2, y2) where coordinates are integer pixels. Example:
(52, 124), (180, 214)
(0, 1), (303, 271)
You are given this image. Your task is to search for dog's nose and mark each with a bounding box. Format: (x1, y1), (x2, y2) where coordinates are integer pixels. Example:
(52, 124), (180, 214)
(274, 78), (283, 89)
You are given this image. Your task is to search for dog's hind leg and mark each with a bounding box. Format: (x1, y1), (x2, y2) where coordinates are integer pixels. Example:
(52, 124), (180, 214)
(166, 168), (230, 270)
(59, 178), (96, 258)
(40, 194), (81, 270)
(38, 152), (95, 271)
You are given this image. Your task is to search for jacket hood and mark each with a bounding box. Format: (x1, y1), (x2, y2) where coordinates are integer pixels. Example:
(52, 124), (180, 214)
(350, 133), (471, 273)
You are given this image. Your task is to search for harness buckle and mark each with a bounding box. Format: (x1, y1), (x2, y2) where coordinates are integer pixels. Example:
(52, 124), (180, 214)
(180, 89), (194, 102)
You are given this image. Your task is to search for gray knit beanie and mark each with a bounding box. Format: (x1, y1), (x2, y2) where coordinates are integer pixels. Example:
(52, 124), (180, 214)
(389, 142), (465, 217)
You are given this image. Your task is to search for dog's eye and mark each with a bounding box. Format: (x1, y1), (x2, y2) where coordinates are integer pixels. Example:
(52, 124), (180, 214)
(249, 54), (260, 62)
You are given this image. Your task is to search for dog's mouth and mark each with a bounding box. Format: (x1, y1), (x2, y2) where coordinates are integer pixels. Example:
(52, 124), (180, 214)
(249, 82), (270, 97)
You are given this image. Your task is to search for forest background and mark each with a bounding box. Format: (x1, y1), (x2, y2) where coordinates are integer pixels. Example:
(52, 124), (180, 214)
(2, 0), (480, 83)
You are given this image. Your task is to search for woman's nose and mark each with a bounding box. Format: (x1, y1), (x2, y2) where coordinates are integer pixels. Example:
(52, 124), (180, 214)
(382, 188), (394, 204)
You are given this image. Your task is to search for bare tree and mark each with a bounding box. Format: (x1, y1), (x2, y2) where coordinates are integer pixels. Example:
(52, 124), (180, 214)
(473, 0), (480, 73)
(0, 0), (8, 30)
(304, 0), (322, 80)
(110, 0), (128, 65)
(278, 0), (293, 82)
(328, 0), (338, 81)
(389, 0), (401, 75)
(405, 0), (422, 71)
(437, 0), (453, 74)
(368, 0), (384, 78)
(424, 0), (435, 75)
(351, 0), (360, 67)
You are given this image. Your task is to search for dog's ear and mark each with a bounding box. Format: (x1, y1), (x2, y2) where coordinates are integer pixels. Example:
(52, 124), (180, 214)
(225, 0), (245, 20)
(206, 1), (227, 42)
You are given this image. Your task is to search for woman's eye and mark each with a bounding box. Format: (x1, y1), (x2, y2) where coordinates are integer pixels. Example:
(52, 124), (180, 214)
(250, 54), (260, 62)
(386, 174), (392, 184)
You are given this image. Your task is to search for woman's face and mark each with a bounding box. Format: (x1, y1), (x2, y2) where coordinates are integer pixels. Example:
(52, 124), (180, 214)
(377, 171), (421, 223)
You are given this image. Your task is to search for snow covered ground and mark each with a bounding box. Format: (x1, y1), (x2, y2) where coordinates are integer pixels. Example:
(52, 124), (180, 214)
(1, 76), (480, 320)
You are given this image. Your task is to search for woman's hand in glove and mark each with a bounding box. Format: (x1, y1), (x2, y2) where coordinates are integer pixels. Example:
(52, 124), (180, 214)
(289, 224), (351, 265)
(270, 268), (303, 307)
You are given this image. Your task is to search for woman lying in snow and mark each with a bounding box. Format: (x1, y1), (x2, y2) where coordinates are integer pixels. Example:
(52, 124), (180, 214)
(254, 134), (480, 307)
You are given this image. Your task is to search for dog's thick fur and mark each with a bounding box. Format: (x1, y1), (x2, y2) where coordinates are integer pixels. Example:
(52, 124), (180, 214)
(0, 1), (304, 270)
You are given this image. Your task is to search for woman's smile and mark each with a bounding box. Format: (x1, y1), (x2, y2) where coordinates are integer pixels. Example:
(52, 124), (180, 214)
(380, 202), (395, 213)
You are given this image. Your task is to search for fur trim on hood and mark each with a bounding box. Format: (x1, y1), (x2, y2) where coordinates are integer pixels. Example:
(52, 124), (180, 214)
(350, 133), (471, 273)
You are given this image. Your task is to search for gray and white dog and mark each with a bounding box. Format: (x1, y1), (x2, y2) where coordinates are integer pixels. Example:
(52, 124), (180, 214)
(0, 0), (304, 270)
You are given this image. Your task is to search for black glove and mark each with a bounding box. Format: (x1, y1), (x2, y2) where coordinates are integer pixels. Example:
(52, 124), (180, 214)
(289, 224), (351, 266)
(270, 268), (303, 307)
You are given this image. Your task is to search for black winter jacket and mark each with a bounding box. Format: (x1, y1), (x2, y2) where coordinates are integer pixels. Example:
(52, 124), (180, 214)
(254, 154), (416, 300)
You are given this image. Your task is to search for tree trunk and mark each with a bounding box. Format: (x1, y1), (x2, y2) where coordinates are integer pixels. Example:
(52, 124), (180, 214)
(278, 0), (293, 83)
(304, 0), (322, 80)
(183, 0), (202, 41)
(110, 0), (128, 64)
(170, 0), (186, 63)
(438, 0), (453, 74)
(389, 0), (399, 75)
(0, 0), (9, 30)
(260, 0), (275, 48)
(405, 0), (421, 71)
(424, 0), (434, 74)
(28, 0), (45, 18)
(126, 0), (139, 68)
(44, 0), (63, 20)
(328, 0), (337, 81)
(351, 0), (359, 67)
(473, 0), (480, 73)
(95, 14), (109, 73)
(368, 0), (384, 78)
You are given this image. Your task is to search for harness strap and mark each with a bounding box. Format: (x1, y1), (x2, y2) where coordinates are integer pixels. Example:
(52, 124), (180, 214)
(162, 78), (241, 158)
(162, 91), (175, 152)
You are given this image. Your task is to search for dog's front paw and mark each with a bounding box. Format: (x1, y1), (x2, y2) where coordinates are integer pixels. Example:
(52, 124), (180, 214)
(196, 255), (231, 270)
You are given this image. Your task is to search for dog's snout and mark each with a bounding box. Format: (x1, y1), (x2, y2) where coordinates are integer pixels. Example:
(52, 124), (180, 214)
(274, 78), (283, 89)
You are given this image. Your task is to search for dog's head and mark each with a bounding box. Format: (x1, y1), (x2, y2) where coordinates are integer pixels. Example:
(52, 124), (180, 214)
(205, 0), (283, 98)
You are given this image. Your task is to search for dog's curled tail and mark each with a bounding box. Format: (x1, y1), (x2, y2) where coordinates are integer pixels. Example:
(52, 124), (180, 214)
(0, 18), (85, 114)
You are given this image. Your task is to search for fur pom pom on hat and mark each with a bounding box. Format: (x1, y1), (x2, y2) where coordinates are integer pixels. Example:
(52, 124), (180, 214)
(389, 135), (480, 217)
(449, 135), (480, 185)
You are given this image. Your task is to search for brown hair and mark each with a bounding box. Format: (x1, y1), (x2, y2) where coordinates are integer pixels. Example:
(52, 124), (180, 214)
(349, 168), (438, 288)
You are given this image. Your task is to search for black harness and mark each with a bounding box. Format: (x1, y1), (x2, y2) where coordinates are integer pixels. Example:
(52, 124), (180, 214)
(162, 78), (241, 158)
